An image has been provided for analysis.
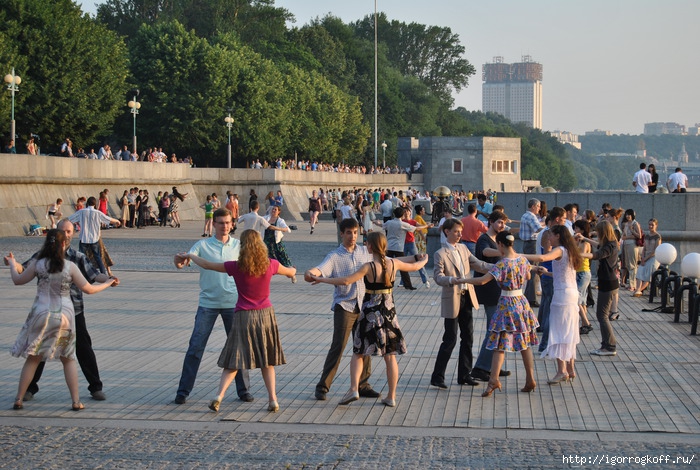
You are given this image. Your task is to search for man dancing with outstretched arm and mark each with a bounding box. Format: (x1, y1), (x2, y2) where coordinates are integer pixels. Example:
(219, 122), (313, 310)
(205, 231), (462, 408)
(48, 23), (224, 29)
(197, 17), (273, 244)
(173, 208), (252, 405)
(304, 218), (381, 401)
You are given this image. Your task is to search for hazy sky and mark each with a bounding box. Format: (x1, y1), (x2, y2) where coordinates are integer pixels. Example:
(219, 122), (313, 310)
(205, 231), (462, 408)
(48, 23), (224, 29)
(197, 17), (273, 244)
(81, 0), (699, 136)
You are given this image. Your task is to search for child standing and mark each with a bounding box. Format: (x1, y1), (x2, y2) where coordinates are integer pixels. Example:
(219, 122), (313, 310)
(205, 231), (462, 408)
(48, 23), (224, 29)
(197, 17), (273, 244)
(201, 195), (214, 237)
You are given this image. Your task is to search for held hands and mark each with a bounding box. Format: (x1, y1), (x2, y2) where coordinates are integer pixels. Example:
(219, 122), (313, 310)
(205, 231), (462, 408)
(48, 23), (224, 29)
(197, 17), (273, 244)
(307, 274), (325, 285)
(535, 266), (549, 276)
(174, 252), (191, 268)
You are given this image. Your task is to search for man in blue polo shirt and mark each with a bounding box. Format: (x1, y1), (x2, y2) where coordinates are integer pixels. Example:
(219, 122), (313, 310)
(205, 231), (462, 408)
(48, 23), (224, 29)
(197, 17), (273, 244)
(173, 208), (252, 404)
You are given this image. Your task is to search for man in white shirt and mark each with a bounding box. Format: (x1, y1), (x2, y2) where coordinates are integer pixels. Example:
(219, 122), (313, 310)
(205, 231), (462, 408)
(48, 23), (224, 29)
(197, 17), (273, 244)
(380, 193), (394, 222)
(68, 196), (121, 273)
(632, 163), (652, 193)
(236, 200), (285, 238)
(667, 167), (688, 193)
(384, 207), (420, 290)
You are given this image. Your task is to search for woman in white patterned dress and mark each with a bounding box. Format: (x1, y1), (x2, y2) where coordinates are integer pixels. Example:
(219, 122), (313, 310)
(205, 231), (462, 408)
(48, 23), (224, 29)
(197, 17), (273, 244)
(5, 229), (115, 411)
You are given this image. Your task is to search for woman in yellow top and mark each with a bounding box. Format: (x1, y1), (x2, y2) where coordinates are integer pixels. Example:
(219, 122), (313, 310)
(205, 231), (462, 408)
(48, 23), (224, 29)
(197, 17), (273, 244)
(573, 220), (593, 334)
(413, 205), (429, 255)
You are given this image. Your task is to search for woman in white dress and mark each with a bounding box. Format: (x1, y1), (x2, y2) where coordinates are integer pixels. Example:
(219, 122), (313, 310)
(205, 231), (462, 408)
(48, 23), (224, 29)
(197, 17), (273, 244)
(524, 225), (583, 384)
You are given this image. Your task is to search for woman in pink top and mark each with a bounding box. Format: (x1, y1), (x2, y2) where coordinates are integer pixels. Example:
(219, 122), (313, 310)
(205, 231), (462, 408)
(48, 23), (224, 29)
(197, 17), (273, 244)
(185, 230), (296, 414)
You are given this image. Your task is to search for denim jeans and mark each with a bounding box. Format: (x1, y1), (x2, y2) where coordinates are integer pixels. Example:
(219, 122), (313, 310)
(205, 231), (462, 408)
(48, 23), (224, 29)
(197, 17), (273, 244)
(79, 242), (106, 274)
(537, 276), (554, 353)
(177, 306), (250, 398)
(403, 242), (427, 283)
(474, 304), (497, 371)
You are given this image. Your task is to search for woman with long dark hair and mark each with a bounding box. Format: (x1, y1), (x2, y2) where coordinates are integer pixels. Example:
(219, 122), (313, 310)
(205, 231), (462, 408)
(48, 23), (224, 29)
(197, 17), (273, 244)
(524, 225), (582, 384)
(5, 229), (115, 410)
(184, 230), (296, 414)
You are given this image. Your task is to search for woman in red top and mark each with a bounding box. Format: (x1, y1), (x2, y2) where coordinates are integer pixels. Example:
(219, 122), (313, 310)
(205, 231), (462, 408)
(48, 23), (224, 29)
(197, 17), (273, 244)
(97, 192), (108, 215)
(185, 230), (296, 414)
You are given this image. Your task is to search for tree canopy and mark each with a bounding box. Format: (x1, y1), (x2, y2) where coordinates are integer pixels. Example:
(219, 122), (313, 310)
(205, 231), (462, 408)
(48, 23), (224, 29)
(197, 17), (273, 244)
(0, 0), (129, 150)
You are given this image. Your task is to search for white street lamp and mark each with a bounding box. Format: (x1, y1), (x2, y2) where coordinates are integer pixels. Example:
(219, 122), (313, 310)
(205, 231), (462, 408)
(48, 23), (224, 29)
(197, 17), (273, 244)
(225, 113), (234, 169)
(127, 93), (141, 154)
(4, 68), (21, 144)
(381, 140), (387, 168)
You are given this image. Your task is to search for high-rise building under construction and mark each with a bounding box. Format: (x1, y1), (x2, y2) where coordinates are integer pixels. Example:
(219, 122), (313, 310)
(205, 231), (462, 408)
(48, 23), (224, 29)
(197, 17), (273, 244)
(482, 56), (542, 129)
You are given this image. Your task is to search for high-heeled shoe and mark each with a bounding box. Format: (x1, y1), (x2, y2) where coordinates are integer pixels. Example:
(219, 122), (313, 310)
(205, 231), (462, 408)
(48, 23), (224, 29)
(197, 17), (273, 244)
(547, 373), (569, 385)
(481, 380), (502, 397)
(13, 398), (23, 410)
(268, 400), (279, 412)
(520, 382), (537, 393)
(208, 398), (221, 412)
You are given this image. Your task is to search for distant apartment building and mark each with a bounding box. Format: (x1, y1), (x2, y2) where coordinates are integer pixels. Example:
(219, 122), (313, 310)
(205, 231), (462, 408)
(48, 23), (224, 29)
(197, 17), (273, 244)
(585, 129), (612, 136)
(550, 130), (581, 150)
(482, 56), (542, 129)
(688, 124), (700, 136)
(644, 122), (686, 136)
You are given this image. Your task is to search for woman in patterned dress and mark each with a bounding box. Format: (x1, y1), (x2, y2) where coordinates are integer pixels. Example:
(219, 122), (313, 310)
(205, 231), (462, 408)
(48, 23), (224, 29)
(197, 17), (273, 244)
(5, 229), (116, 410)
(463, 231), (541, 397)
(309, 232), (428, 407)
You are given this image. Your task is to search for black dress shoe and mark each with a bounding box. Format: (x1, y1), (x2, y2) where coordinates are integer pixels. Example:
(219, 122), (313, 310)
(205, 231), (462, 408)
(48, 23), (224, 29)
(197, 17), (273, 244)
(239, 393), (255, 402)
(430, 380), (448, 390)
(314, 390), (327, 401)
(404, 286), (417, 291)
(174, 395), (187, 405)
(471, 368), (490, 382)
(457, 376), (479, 386)
(358, 388), (381, 398)
(499, 369), (512, 377)
(530, 301), (541, 308)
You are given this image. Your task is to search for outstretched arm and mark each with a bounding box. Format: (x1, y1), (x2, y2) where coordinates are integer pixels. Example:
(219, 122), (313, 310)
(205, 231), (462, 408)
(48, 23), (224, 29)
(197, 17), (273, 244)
(461, 273), (494, 286)
(277, 264), (296, 279)
(523, 246), (563, 263)
(70, 263), (116, 294)
(393, 254), (429, 273)
(184, 253), (227, 273)
(6, 254), (37, 285)
(309, 262), (370, 286)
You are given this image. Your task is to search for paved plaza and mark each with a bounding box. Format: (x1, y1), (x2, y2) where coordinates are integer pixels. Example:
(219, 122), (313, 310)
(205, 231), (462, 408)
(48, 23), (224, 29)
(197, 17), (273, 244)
(0, 220), (698, 468)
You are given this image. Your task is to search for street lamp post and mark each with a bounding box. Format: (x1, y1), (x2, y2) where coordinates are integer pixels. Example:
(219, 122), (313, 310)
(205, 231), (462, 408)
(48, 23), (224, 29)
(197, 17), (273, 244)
(4, 68), (21, 143)
(127, 92), (141, 155)
(225, 112), (234, 169)
(381, 141), (387, 168)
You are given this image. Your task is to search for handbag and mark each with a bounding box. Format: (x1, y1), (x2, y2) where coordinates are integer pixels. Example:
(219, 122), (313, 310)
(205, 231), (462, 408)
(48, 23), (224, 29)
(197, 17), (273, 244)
(635, 232), (645, 247)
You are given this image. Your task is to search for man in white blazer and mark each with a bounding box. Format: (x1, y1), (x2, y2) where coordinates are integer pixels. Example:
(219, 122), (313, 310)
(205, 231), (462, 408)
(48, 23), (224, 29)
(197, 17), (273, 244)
(431, 218), (492, 388)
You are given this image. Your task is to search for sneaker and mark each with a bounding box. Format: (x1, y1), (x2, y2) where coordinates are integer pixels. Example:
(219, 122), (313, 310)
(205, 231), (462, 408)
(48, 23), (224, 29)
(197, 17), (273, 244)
(590, 348), (617, 356)
(424, 281), (431, 289)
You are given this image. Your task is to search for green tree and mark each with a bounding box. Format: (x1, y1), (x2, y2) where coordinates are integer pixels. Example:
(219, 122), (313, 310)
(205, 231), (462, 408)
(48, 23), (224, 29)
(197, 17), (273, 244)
(0, 0), (128, 150)
(353, 13), (475, 106)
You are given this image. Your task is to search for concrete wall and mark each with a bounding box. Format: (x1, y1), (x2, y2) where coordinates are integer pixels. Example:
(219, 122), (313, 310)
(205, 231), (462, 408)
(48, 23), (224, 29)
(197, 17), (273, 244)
(0, 153), (422, 236)
(497, 191), (700, 273)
